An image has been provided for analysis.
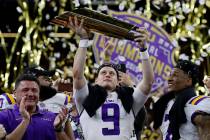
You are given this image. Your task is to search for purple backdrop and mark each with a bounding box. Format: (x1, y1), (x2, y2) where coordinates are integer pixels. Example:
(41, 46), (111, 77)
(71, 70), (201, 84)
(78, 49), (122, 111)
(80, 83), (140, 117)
(92, 11), (177, 93)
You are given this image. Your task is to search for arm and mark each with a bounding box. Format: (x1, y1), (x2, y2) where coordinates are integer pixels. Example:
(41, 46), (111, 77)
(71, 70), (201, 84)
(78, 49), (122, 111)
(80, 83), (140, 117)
(192, 111), (210, 140)
(134, 28), (154, 95)
(54, 108), (75, 140)
(6, 97), (30, 140)
(132, 28), (154, 114)
(6, 120), (29, 140)
(118, 71), (135, 87)
(55, 118), (75, 140)
(63, 120), (75, 140)
(69, 17), (90, 90)
(73, 44), (87, 90)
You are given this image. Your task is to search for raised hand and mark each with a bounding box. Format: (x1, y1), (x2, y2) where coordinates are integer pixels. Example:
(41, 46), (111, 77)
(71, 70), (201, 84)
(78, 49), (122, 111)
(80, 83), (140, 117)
(19, 96), (30, 121)
(134, 27), (149, 51)
(118, 71), (135, 87)
(67, 16), (90, 39)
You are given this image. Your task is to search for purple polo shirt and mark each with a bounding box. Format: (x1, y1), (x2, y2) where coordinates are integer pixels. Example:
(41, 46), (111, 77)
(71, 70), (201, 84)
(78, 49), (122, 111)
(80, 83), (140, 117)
(0, 104), (57, 140)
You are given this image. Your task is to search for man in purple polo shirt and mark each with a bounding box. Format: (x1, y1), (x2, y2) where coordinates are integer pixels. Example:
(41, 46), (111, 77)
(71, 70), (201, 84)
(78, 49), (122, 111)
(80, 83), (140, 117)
(0, 74), (75, 140)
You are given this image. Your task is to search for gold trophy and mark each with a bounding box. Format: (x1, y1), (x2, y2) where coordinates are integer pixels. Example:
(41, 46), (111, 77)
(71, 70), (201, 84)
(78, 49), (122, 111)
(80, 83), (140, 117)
(50, 8), (139, 41)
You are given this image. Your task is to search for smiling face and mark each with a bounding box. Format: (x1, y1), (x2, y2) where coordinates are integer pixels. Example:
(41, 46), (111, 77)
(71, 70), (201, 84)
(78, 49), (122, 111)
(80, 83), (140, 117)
(167, 68), (192, 92)
(14, 80), (40, 109)
(95, 66), (119, 91)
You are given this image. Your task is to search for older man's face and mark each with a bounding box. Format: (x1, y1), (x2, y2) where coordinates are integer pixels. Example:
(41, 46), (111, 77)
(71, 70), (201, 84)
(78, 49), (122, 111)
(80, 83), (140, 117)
(14, 80), (40, 108)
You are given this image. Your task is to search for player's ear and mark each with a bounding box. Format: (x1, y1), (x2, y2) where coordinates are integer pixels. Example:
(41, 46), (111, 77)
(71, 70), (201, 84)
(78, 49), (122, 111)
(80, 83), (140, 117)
(95, 77), (99, 83)
(12, 90), (17, 98)
(185, 76), (192, 87)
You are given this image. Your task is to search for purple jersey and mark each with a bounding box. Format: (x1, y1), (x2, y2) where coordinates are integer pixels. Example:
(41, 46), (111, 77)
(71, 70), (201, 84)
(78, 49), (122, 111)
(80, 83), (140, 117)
(0, 104), (57, 140)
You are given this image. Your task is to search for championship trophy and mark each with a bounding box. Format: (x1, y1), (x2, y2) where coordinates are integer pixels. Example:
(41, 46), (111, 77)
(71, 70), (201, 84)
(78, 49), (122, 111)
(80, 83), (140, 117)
(50, 8), (139, 41)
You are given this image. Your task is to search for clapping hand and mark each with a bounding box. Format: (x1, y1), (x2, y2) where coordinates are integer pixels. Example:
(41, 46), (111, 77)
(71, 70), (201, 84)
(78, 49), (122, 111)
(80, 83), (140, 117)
(19, 96), (30, 121)
(54, 107), (69, 131)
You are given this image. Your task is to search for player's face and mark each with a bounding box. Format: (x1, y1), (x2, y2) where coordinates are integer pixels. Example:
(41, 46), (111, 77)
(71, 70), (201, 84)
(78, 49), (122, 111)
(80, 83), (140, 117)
(95, 66), (119, 91)
(167, 68), (192, 92)
(14, 80), (40, 108)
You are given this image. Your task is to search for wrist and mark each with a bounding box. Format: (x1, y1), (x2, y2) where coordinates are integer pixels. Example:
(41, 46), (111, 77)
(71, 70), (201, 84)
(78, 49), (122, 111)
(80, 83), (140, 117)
(140, 47), (147, 52)
(54, 126), (64, 133)
(21, 119), (30, 127)
(22, 118), (30, 123)
(139, 50), (149, 60)
(139, 42), (148, 52)
(79, 39), (89, 48)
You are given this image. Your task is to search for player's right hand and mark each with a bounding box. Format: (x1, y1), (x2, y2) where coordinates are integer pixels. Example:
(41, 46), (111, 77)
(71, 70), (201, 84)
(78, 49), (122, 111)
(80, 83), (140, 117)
(19, 96), (30, 121)
(68, 16), (90, 39)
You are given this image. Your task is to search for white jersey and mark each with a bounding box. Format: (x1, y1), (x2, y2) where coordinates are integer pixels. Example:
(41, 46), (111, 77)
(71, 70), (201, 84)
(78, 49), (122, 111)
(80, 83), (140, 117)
(0, 93), (16, 110)
(160, 99), (174, 140)
(179, 95), (210, 140)
(74, 83), (148, 140)
(160, 95), (210, 140)
(38, 93), (71, 113)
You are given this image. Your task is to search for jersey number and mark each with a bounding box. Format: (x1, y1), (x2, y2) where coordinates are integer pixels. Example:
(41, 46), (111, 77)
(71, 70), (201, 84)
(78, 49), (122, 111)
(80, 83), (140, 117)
(102, 103), (120, 135)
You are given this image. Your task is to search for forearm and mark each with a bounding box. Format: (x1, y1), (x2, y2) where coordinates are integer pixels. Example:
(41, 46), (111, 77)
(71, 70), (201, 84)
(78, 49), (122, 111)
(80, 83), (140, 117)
(73, 47), (87, 78)
(141, 58), (154, 87)
(137, 51), (154, 95)
(193, 113), (210, 140)
(196, 116), (210, 140)
(73, 40), (88, 89)
(6, 119), (29, 140)
(64, 121), (75, 140)
(56, 132), (72, 140)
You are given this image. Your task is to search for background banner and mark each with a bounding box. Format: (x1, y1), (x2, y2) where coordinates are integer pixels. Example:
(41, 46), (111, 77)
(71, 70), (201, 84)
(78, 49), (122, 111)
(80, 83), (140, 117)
(92, 11), (178, 92)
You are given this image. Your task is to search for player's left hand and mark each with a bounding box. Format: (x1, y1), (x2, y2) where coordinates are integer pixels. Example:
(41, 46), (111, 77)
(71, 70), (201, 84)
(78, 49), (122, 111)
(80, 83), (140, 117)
(134, 27), (149, 51)
(118, 71), (135, 87)
(54, 107), (69, 130)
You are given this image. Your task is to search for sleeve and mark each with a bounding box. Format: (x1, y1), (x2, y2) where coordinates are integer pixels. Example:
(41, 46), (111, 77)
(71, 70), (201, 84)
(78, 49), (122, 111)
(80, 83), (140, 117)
(132, 88), (148, 115)
(189, 96), (210, 124)
(73, 83), (89, 114)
